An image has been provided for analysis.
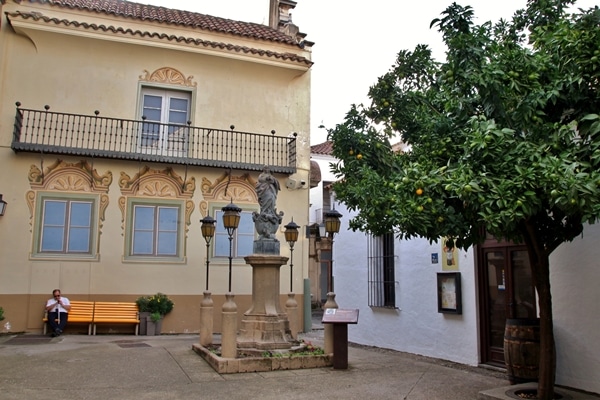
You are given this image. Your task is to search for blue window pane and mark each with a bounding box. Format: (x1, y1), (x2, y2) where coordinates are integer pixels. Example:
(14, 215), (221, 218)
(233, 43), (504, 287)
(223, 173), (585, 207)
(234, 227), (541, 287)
(157, 232), (177, 255)
(144, 95), (162, 108)
(237, 235), (253, 256)
(169, 110), (187, 126)
(170, 98), (188, 112)
(158, 208), (178, 231)
(143, 109), (162, 123)
(134, 206), (155, 230)
(143, 94), (162, 122)
(214, 232), (230, 257)
(238, 213), (253, 233)
(133, 231), (153, 254)
(43, 201), (67, 225)
(71, 202), (92, 227)
(69, 227), (90, 252)
(41, 226), (65, 251)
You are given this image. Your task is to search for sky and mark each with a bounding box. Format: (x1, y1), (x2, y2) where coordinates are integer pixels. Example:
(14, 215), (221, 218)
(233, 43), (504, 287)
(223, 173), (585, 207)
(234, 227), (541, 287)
(139, 0), (597, 145)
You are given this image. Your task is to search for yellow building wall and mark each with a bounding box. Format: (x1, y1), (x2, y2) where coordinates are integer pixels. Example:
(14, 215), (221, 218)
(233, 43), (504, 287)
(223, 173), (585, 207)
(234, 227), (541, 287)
(0, 1), (312, 334)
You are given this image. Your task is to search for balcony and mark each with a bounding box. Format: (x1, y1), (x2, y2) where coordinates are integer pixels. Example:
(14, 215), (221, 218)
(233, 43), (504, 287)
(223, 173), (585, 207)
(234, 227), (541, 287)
(11, 105), (297, 174)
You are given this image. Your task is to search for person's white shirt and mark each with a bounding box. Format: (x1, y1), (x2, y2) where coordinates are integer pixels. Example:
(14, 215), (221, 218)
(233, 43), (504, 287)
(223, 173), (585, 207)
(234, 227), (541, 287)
(46, 296), (70, 313)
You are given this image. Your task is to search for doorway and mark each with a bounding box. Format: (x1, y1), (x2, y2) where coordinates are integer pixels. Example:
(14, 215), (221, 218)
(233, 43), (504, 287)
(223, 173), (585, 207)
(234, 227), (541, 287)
(478, 237), (536, 367)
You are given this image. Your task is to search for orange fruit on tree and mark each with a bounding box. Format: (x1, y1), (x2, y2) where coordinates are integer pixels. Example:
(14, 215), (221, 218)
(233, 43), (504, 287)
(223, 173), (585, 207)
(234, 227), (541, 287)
(416, 188), (423, 196)
(356, 154), (363, 160)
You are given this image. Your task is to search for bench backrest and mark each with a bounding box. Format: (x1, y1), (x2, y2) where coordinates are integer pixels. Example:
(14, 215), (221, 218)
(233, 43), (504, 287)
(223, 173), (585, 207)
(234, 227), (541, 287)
(68, 301), (95, 321)
(93, 302), (139, 322)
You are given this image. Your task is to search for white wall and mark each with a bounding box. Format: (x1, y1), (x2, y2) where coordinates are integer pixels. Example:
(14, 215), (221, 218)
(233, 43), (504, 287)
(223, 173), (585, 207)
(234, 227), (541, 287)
(331, 199), (480, 366)
(331, 194), (600, 392)
(550, 224), (600, 394)
(309, 153), (337, 223)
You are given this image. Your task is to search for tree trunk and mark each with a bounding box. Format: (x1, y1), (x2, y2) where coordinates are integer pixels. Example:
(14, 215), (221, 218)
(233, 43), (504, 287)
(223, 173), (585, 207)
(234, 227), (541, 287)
(521, 221), (556, 400)
(533, 256), (555, 400)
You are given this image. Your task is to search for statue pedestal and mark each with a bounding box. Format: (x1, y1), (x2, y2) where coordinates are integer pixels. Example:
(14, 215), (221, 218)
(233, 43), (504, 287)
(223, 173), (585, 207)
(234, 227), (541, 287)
(238, 254), (293, 350)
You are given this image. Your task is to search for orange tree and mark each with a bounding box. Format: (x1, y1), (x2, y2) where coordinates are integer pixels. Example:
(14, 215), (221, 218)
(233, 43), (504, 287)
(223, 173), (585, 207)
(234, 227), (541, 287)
(328, 2), (599, 398)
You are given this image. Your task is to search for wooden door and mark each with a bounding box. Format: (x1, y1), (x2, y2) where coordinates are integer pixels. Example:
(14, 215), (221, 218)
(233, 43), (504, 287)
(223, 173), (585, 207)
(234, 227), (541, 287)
(478, 239), (536, 367)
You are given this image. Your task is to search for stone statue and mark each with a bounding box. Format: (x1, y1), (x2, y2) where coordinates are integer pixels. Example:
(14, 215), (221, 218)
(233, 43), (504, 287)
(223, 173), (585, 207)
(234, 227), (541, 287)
(253, 165), (283, 241)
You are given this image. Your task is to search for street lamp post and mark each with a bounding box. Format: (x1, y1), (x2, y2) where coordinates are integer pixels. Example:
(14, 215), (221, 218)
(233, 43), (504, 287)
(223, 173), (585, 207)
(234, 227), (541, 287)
(284, 219), (299, 292)
(200, 215), (216, 291)
(221, 201), (242, 292)
(324, 208), (342, 292)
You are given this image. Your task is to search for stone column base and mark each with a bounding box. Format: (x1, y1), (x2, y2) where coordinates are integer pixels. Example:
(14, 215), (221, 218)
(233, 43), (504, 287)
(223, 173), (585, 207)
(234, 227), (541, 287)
(237, 314), (292, 350)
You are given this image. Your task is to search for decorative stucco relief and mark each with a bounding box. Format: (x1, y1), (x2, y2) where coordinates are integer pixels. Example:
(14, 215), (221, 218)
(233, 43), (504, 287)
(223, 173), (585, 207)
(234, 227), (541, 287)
(118, 166), (195, 234)
(199, 172), (258, 217)
(26, 159), (112, 231)
(139, 67), (197, 87)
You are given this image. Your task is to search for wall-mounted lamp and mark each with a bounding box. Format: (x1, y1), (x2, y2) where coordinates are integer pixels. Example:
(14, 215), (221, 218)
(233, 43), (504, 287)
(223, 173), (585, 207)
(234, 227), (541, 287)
(0, 195), (7, 216)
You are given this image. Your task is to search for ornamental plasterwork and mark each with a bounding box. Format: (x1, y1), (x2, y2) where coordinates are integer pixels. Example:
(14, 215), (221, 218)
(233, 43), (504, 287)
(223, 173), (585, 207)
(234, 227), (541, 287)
(199, 172), (258, 217)
(118, 166), (196, 233)
(26, 159), (112, 231)
(139, 67), (197, 87)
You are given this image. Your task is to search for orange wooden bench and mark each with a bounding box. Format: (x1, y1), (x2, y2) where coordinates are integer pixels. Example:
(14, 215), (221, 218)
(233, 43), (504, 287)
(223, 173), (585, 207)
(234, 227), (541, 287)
(43, 300), (95, 335)
(92, 302), (140, 335)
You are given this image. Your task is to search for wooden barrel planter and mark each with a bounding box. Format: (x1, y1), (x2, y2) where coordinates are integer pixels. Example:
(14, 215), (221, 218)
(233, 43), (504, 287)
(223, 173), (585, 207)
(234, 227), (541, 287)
(504, 318), (540, 384)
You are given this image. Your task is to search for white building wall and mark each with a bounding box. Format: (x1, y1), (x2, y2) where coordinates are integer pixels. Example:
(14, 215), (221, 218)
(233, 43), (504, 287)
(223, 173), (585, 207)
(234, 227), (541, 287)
(330, 192), (600, 393)
(550, 224), (600, 394)
(331, 199), (480, 366)
(310, 146), (599, 393)
(309, 153), (337, 223)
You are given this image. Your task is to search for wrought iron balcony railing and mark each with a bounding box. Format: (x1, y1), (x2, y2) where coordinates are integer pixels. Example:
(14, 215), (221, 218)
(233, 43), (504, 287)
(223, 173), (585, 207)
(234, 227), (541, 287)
(11, 105), (297, 174)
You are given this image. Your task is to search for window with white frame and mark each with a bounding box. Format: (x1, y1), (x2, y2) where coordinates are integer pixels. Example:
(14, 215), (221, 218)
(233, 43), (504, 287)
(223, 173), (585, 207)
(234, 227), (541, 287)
(34, 195), (96, 257)
(126, 199), (183, 259)
(213, 209), (256, 258)
(139, 87), (191, 156)
(367, 233), (396, 307)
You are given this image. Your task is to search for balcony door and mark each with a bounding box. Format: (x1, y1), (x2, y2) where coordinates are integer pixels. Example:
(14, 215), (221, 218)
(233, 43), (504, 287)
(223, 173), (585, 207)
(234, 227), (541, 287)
(478, 238), (536, 367)
(140, 88), (190, 157)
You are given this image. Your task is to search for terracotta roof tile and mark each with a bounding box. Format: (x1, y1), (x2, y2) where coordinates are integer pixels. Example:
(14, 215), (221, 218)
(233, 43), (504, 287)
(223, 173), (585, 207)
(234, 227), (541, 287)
(27, 0), (305, 46)
(311, 140), (333, 155)
(10, 0), (313, 66)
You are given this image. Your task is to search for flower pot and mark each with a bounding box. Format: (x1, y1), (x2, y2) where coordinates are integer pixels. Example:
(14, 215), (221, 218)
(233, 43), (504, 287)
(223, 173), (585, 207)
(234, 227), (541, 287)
(145, 316), (163, 336)
(139, 312), (151, 335)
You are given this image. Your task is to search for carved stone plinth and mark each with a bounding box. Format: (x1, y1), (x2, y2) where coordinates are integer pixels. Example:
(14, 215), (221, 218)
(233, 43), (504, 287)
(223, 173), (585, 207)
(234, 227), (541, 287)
(238, 254), (293, 350)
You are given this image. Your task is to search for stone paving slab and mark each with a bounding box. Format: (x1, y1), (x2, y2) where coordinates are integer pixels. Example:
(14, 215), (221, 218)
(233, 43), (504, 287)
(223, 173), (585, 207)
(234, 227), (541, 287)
(0, 330), (596, 400)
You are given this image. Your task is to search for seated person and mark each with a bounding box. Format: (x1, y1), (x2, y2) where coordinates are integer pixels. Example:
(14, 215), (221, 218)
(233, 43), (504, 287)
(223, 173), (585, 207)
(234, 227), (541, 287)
(45, 289), (70, 337)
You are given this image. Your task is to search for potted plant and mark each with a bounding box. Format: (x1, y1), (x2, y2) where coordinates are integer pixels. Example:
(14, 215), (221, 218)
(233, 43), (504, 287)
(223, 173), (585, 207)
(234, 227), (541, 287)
(0, 306), (4, 321)
(135, 296), (151, 335)
(146, 312), (162, 336)
(136, 293), (174, 335)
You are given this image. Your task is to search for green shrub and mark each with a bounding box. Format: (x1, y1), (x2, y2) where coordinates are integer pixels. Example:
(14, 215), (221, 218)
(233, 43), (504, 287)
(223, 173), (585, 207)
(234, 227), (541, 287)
(136, 293), (174, 316)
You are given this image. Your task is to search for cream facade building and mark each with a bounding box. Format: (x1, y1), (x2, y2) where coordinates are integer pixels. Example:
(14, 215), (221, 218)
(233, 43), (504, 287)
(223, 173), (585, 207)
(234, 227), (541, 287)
(0, 0), (313, 334)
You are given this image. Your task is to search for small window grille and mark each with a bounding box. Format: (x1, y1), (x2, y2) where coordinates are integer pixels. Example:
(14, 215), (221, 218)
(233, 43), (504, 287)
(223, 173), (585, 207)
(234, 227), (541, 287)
(367, 233), (396, 307)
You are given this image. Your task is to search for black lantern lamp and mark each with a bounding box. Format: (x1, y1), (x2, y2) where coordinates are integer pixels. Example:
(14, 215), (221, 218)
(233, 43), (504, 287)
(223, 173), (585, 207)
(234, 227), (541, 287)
(284, 219), (300, 292)
(221, 201), (242, 292)
(324, 208), (342, 238)
(323, 208), (342, 292)
(200, 215), (216, 291)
